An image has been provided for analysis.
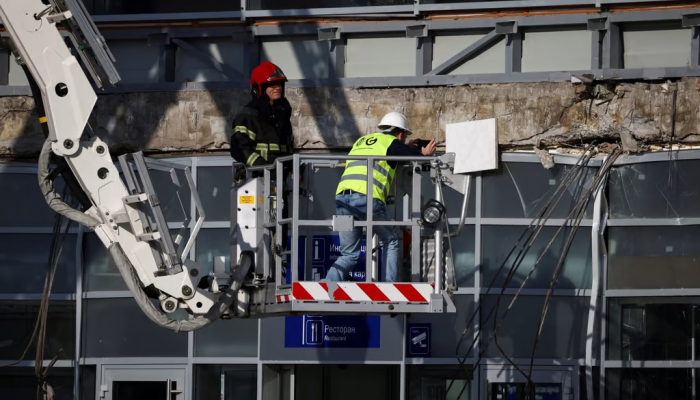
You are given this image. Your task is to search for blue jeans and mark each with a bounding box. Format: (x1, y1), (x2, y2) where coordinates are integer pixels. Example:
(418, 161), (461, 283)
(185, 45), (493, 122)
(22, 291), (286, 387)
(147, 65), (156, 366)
(324, 193), (399, 282)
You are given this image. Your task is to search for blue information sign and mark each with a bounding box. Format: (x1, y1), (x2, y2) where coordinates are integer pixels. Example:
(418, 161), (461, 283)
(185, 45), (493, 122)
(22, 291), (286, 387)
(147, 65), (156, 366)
(285, 234), (381, 283)
(284, 314), (381, 348)
(406, 323), (431, 357)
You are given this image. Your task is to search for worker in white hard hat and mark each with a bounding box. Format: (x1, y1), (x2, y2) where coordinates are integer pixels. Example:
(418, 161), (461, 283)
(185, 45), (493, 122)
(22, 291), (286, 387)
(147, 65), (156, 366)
(324, 112), (437, 282)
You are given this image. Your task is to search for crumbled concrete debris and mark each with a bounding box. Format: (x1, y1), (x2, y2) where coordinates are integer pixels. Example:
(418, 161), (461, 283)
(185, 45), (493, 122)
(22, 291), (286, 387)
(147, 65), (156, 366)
(1, 77), (699, 156)
(534, 146), (555, 169)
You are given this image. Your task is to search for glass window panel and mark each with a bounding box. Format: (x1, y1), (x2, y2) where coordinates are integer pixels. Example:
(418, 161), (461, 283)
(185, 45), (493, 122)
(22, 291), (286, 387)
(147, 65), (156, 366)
(0, 234), (76, 293)
(482, 226), (591, 289)
(198, 167), (232, 222)
(194, 318), (258, 357)
(107, 40), (159, 84)
(521, 29), (591, 73)
(608, 161), (700, 219)
(81, 365), (97, 400)
(608, 226), (700, 289)
(84, 230), (189, 292)
(91, 0), (237, 15)
(0, 302), (75, 361)
(432, 33), (505, 75)
(405, 295), (474, 358)
(175, 39), (245, 83)
(0, 368), (74, 400)
(482, 163), (595, 219)
(294, 365), (399, 400)
(480, 296), (589, 359)
(421, 172), (476, 219)
(261, 39), (330, 80)
(249, 0), (411, 10)
(150, 167), (191, 223)
(606, 299), (691, 361)
(606, 368), (691, 400)
(195, 229), (230, 277)
(82, 298), (187, 357)
(490, 383), (561, 400)
(407, 365), (473, 400)
(623, 25), (691, 69)
(8, 55), (28, 86)
(195, 365), (257, 400)
(0, 173), (66, 226)
(346, 37), (415, 78)
(450, 226), (475, 287)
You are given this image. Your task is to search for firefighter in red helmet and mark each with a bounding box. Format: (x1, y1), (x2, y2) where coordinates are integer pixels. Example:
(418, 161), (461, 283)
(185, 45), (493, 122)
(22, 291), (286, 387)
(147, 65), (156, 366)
(230, 61), (297, 253)
(230, 61), (294, 169)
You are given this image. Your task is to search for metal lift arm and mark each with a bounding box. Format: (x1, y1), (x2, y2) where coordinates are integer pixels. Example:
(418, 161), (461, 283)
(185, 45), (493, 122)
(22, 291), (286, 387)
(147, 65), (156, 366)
(0, 0), (241, 330)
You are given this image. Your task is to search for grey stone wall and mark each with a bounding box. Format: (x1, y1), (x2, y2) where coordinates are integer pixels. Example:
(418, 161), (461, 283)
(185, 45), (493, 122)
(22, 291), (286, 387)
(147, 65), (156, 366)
(1, 77), (698, 157)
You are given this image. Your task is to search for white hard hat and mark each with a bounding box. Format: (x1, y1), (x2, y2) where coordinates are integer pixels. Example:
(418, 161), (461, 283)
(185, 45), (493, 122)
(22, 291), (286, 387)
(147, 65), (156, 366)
(378, 111), (412, 135)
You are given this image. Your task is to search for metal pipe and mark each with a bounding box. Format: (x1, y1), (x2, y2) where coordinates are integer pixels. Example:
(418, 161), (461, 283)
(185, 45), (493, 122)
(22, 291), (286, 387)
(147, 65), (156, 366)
(366, 157), (374, 282)
(448, 173), (472, 238)
(434, 165), (443, 294)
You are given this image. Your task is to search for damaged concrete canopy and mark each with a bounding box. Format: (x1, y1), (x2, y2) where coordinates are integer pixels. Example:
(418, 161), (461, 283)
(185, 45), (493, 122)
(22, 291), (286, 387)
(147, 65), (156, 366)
(0, 77), (697, 157)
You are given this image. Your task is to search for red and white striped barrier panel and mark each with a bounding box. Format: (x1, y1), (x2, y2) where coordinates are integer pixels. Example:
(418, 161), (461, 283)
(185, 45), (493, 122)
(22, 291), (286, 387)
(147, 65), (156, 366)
(290, 282), (435, 303)
(276, 295), (292, 303)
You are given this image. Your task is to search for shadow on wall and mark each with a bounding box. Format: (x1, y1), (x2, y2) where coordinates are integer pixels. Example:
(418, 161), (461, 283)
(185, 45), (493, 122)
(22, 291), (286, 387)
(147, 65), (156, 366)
(261, 24), (361, 151)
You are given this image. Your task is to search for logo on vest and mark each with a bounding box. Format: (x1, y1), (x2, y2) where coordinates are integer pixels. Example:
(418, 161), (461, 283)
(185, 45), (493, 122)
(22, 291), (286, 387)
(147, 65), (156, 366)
(365, 137), (378, 145)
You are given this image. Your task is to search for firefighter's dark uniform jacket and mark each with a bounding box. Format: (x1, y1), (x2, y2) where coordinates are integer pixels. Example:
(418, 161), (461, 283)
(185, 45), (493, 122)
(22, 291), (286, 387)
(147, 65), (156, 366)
(230, 96), (294, 168)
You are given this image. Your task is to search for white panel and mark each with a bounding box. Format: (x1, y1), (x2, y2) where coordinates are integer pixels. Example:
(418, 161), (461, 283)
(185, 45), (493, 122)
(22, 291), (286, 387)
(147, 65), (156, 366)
(7, 55), (28, 86)
(433, 33), (506, 75)
(175, 39), (245, 83)
(107, 40), (160, 83)
(446, 118), (498, 174)
(261, 40), (329, 80)
(623, 28), (691, 69)
(346, 37), (415, 78)
(522, 29), (591, 72)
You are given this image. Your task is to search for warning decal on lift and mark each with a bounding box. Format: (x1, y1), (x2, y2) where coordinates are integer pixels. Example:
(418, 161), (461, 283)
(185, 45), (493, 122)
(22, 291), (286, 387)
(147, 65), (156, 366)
(239, 195), (255, 204)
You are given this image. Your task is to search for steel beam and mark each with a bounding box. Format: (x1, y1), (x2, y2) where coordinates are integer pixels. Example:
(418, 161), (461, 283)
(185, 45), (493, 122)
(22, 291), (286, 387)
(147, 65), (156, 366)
(171, 38), (242, 80)
(328, 36), (345, 79)
(602, 23), (623, 69)
(0, 47), (8, 86)
(505, 32), (522, 73)
(416, 36), (433, 76)
(427, 29), (502, 75)
(693, 26), (700, 68)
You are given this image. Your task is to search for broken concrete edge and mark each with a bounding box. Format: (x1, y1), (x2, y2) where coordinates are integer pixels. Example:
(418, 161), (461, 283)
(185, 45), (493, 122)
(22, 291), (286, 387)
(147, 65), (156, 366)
(1, 77), (699, 158)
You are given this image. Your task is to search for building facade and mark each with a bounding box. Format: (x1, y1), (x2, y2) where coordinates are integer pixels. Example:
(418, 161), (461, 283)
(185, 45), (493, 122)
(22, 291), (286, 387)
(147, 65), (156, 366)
(1, 1), (699, 400)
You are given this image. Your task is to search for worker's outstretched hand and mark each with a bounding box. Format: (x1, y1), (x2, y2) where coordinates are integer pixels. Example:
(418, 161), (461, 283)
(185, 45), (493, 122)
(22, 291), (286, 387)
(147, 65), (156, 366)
(421, 138), (437, 156)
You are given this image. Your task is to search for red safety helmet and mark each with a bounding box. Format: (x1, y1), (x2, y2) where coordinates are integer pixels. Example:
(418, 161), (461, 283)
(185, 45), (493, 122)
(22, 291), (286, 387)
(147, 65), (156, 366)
(250, 61), (287, 98)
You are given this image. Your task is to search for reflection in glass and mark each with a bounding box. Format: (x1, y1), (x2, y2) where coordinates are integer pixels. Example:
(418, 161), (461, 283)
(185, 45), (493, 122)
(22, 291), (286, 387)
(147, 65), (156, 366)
(149, 168), (191, 223)
(198, 167), (231, 221)
(408, 365), (473, 400)
(82, 298), (187, 357)
(606, 369), (691, 400)
(249, 0), (411, 10)
(480, 296), (589, 359)
(194, 318), (258, 357)
(483, 162), (595, 219)
(608, 226), (700, 289)
(0, 368), (74, 400)
(84, 230), (190, 292)
(195, 229), (230, 277)
(607, 300), (692, 361)
(482, 226), (592, 289)
(0, 174), (65, 227)
(0, 234), (76, 293)
(195, 365), (257, 400)
(0, 302), (75, 361)
(609, 161), (700, 218)
(84, 0), (237, 15)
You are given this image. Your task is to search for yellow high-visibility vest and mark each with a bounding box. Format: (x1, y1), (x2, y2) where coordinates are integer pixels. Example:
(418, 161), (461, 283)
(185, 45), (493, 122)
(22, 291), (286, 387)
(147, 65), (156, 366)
(336, 132), (397, 203)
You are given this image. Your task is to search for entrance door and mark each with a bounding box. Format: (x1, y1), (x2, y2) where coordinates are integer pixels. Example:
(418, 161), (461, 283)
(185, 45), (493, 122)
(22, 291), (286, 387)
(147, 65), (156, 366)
(100, 365), (186, 400)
